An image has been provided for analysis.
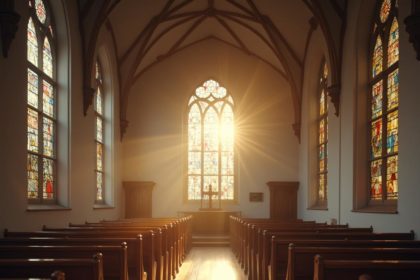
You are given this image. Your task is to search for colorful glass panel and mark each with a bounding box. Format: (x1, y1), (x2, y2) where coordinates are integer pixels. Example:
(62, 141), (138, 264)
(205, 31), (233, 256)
(386, 155), (398, 199)
(221, 151), (234, 175)
(371, 81), (383, 119)
(221, 176), (234, 200)
(380, 0), (391, 23)
(319, 119), (325, 144)
(27, 154), (39, 199)
(370, 159), (383, 200)
(320, 90), (326, 116)
(388, 18), (399, 67)
(96, 116), (103, 143)
(43, 38), (53, 77)
(371, 119), (383, 159)
(96, 143), (103, 171)
(221, 105), (234, 151)
(27, 18), (38, 67)
(96, 87), (103, 115)
(188, 176), (201, 200)
(203, 108), (218, 151)
(387, 69), (399, 111)
(387, 110), (398, 154)
(319, 144), (326, 172)
(204, 152), (218, 175)
(28, 108), (39, 153)
(96, 172), (103, 201)
(35, 0), (47, 23)
(42, 80), (54, 117)
(188, 152), (201, 174)
(372, 36), (383, 77)
(27, 69), (39, 108)
(318, 173), (326, 201)
(188, 104), (201, 151)
(203, 176), (219, 200)
(42, 158), (54, 199)
(43, 117), (54, 157)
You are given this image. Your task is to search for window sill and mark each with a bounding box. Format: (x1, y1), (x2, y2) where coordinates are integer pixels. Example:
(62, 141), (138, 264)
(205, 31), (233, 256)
(352, 205), (398, 214)
(307, 206), (328, 211)
(93, 204), (115, 210)
(27, 205), (71, 212)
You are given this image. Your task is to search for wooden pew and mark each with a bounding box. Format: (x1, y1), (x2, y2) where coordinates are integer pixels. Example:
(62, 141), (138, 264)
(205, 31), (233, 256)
(0, 244), (127, 280)
(286, 246), (420, 280)
(260, 230), (415, 280)
(269, 239), (420, 280)
(0, 253), (104, 280)
(4, 230), (154, 280)
(0, 236), (144, 280)
(313, 255), (420, 280)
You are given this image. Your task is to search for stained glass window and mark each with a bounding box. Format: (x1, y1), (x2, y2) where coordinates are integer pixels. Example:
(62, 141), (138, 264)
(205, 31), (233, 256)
(369, 0), (399, 202)
(94, 61), (105, 203)
(27, 0), (56, 202)
(187, 80), (235, 200)
(316, 62), (329, 205)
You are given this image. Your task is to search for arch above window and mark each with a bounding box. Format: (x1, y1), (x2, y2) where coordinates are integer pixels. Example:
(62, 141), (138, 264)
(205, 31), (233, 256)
(187, 80), (235, 201)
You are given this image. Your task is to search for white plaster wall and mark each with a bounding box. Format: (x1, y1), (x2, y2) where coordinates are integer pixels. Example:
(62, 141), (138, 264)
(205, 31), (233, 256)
(299, 0), (420, 237)
(122, 39), (299, 218)
(0, 1), (122, 232)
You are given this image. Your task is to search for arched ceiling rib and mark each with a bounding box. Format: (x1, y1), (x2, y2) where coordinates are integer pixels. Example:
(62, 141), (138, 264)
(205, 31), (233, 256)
(78, 0), (347, 140)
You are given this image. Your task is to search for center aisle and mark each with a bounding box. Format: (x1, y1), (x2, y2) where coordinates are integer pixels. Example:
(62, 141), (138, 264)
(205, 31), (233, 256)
(174, 247), (247, 280)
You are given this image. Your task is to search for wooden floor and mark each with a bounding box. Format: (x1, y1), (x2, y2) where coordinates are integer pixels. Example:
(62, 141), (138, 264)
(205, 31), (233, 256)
(174, 247), (247, 280)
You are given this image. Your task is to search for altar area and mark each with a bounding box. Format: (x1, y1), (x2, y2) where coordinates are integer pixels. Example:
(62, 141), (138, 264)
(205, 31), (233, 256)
(180, 210), (240, 234)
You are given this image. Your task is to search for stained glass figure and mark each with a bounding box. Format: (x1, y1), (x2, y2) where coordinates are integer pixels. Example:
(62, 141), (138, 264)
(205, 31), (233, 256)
(386, 110), (398, 154)
(43, 80), (54, 117)
(27, 154), (39, 199)
(43, 117), (54, 157)
(187, 80), (235, 200)
(388, 18), (399, 67)
(387, 69), (399, 111)
(380, 0), (391, 23)
(316, 62), (329, 205)
(35, 0), (47, 23)
(28, 108), (39, 153)
(94, 61), (105, 203)
(386, 155), (398, 199)
(27, 18), (38, 67)
(27, 69), (38, 108)
(43, 158), (54, 199)
(372, 36), (383, 77)
(43, 38), (53, 77)
(369, 0), (399, 202)
(371, 81), (383, 119)
(370, 160), (383, 200)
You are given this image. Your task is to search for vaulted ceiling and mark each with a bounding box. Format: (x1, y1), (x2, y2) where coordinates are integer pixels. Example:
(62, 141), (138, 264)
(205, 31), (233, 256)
(78, 0), (347, 140)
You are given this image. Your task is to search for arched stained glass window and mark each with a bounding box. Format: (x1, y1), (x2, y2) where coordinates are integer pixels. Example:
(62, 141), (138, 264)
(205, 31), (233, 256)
(369, 0), (399, 202)
(27, 0), (56, 202)
(317, 62), (329, 206)
(187, 80), (235, 200)
(94, 61), (105, 203)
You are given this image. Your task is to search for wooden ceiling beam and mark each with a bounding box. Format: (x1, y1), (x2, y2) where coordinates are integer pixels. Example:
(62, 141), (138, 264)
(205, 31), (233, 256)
(214, 16), (249, 52)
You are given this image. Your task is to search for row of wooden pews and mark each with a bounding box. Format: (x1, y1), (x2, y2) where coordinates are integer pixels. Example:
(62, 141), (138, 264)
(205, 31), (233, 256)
(230, 216), (420, 280)
(0, 216), (192, 280)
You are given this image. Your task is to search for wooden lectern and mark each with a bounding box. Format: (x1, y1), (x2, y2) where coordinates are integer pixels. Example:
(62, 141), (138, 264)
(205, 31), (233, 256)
(123, 181), (155, 218)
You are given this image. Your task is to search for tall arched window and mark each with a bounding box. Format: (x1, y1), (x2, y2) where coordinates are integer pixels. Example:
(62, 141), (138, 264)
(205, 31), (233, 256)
(369, 0), (399, 203)
(94, 61), (105, 203)
(187, 80), (235, 201)
(317, 62), (329, 206)
(27, 0), (57, 203)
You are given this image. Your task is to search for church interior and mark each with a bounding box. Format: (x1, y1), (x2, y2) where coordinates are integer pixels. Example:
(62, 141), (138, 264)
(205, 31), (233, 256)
(1, 0), (420, 279)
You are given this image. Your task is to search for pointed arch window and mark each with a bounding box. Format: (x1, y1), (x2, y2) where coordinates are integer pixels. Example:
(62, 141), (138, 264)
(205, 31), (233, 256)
(27, 0), (57, 203)
(187, 80), (235, 201)
(316, 62), (329, 206)
(94, 61), (105, 203)
(369, 0), (399, 203)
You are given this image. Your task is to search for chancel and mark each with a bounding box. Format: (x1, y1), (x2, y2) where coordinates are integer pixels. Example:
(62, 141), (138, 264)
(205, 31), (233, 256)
(1, 0), (420, 279)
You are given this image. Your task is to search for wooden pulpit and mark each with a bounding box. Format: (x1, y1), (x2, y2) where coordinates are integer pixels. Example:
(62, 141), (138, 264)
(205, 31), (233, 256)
(267, 181), (299, 220)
